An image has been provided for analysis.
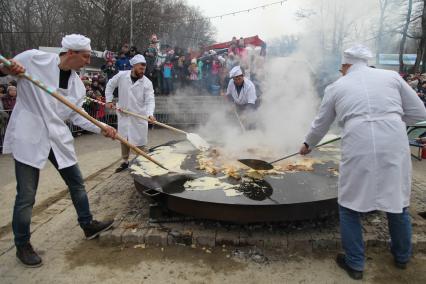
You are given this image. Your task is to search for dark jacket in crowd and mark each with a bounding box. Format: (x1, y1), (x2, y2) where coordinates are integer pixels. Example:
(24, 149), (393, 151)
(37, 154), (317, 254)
(116, 56), (131, 71)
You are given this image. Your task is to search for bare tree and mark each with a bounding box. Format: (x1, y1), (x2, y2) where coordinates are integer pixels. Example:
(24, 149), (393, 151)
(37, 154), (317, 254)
(0, 0), (14, 54)
(85, 0), (126, 49)
(414, 0), (426, 72)
(33, 0), (62, 47)
(399, 0), (413, 72)
(376, 0), (389, 64)
(0, 0), (215, 57)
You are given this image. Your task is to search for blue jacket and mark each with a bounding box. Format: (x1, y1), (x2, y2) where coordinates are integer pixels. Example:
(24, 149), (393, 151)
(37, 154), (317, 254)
(116, 57), (131, 71)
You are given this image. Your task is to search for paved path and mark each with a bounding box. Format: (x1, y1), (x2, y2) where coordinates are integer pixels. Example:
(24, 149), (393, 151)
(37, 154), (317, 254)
(0, 129), (181, 231)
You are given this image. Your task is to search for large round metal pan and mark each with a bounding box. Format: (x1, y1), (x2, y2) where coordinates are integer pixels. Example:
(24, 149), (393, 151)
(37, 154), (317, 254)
(132, 141), (339, 223)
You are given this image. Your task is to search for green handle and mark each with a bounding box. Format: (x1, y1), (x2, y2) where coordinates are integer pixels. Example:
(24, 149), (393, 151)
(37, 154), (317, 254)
(0, 54), (12, 67)
(314, 136), (341, 148)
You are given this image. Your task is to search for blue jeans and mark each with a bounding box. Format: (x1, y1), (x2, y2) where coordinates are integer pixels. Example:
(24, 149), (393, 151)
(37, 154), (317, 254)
(339, 205), (412, 271)
(162, 78), (172, 95)
(12, 150), (93, 246)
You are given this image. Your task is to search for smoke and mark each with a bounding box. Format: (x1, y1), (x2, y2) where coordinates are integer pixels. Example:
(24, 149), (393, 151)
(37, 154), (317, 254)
(155, 85), (208, 126)
(287, 0), (381, 89)
(195, 56), (320, 160)
(159, 0), (409, 160)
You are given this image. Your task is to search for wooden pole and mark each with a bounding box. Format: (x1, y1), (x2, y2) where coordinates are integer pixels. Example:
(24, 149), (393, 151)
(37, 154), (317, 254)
(0, 54), (167, 170)
(87, 97), (187, 135)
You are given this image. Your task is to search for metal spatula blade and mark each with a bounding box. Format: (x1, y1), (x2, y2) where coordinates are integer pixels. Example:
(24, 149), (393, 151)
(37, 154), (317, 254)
(238, 159), (274, 170)
(186, 133), (210, 151)
(238, 136), (342, 171)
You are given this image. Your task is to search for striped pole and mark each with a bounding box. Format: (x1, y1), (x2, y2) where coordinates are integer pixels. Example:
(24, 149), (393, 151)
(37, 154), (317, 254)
(87, 96), (188, 135)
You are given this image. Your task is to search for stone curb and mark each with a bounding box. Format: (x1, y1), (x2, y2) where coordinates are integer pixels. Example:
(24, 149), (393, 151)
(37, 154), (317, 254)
(99, 222), (426, 253)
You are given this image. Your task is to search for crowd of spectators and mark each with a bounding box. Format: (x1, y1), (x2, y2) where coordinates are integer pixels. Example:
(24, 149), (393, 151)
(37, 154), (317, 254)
(402, 72), (426, 108)
(77, 34), (267, 131)
(80, 74), (112, 125)
(97, 34), (266, 97)
(402, 73), (426, 145)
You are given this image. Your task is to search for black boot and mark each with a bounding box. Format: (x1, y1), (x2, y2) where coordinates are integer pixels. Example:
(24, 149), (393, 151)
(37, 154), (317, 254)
(336, 253), (363, 280)
(394, 260), (408, 269)
(115, 162), (129, 173)
(16, 243), (43, 268)
(81, 220), (114, 240)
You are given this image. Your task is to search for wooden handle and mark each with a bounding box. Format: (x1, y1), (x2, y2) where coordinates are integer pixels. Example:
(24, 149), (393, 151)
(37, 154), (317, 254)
(233, 106), (246, 132)
(28, 75), (167, 169)
(90, 97), (188, 135)
(119, 108), (187, 135)
(0, 55), (167, 170)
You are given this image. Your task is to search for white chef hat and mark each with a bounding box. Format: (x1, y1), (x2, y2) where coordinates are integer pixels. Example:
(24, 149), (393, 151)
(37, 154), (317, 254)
(342, 44), (373, 65)
(229, 66), (243, 78)
(129, 54), (146, 66)
(60, 34), (91, 53)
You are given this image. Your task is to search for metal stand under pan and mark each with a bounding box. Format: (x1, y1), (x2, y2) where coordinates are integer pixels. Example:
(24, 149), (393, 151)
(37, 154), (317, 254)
(132, 141), (340, 224)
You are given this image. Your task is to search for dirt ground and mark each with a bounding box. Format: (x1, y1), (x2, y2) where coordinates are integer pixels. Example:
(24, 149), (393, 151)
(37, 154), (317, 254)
(62, 243), (426, 284)
(3, 240), (426, 283)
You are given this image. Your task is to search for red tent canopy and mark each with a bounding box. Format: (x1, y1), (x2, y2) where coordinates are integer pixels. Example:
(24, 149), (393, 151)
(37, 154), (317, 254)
(205, 35), (265, 50)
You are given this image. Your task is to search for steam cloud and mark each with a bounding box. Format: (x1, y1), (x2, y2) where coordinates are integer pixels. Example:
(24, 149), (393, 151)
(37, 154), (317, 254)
(165, 0), (394, 159)
(195, 56), (321, 160)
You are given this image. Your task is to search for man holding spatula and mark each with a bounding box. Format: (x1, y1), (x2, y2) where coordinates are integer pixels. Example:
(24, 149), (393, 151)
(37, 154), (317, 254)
(105, 54), (156, 173)
(226, 65), (257, 130)
(0, 34), (118, 268)
(299, 44), (426, 280)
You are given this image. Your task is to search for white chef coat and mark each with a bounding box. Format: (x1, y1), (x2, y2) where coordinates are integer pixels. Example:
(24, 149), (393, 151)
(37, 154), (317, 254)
(304, 63), (426, 213)
(226, 77), (257, 105)
(3, 49), (102, 169)
(105, 71), (155, 146)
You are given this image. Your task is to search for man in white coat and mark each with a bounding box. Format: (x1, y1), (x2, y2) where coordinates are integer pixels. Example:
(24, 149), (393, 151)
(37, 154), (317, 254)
(0, 34), (117, 268)
(105, 54), (156, 172)
(299, 44), (426, 280)
(226, 65), (257, 129)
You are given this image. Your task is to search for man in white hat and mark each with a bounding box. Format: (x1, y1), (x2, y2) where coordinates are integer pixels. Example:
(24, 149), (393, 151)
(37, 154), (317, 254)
(299, 44), (426, 280)
(106, 54), (156, 172)
(226, 65), (257, 129)
(0, 34), (117, 268)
